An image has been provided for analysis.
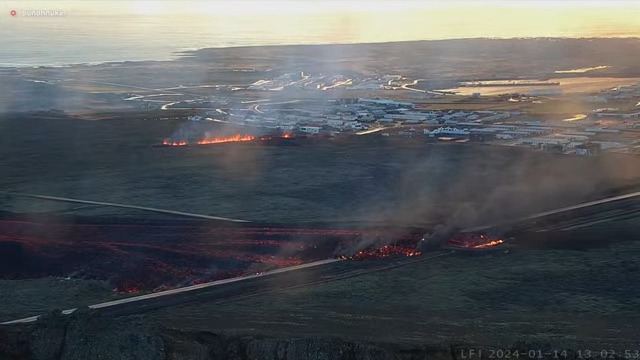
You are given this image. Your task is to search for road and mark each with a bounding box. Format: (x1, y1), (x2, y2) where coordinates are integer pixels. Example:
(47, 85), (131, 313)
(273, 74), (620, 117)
(509, 196), (640, 233)
(464, 191), (640, 233)
(0, 191), (249, 223)
(401, 79), (427, 93)
(1, 252), (453, 324)
(356, 126), (387, 135)
(253, 100), (302, 114)
(23, 76), (241, 111)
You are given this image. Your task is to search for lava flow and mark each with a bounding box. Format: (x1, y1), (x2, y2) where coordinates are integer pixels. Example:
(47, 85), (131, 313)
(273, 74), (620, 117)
(0, 217), (370, 293)
(162, 140), (188, 146)
(442, 233), (505, 250)
(197, 134), (255, 145)
(339, 245), (421, 261)
(157, 133), (298, 147)
(338, 233), (423, 261)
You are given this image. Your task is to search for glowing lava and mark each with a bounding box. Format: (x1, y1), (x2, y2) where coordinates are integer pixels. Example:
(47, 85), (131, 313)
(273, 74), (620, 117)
(158, 133), (297, 147)
(472, 239), (505, 249)
(340, 245), (421, 261)
(338, 234), (423, 261)
(162, 140), (188, 146)
(442, 233), (505, 250)
(197, 135), (255, 145)
(0, 218), (369, 293)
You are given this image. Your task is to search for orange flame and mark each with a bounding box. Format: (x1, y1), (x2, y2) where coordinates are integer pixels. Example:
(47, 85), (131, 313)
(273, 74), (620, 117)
(443, 233), (505, 249)
(197, 135), (255, 145)
(471, 239), (505, 249)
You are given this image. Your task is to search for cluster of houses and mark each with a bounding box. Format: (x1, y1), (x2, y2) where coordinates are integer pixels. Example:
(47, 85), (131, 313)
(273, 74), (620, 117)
(203, 98), (523, 135)
(423, 120), (632, 154)
(248, 72), (306, 91)
(329, 99), (516, 126)
(589, 108), (640, 119)
(187, 97), (638, 155)
(594, 83), (640, 101)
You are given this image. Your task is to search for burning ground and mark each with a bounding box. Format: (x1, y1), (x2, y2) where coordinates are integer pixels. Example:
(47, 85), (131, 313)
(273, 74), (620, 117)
(158, 133), (297, 147)
(145, 228), (640, 349)
(0, 213), (431, 295)
(156, 119), (299, 147)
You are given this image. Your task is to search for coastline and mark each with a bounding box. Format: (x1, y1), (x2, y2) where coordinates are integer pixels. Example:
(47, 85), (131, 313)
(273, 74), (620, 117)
(3, 36), (640, 70)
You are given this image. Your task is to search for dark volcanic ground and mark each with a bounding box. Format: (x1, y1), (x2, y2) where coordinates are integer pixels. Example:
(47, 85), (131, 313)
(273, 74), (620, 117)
(0, 216), (351, 292)
(1, 115), (638, 226)
(0, 211), (427, 296)
(0, 113), (639, 347)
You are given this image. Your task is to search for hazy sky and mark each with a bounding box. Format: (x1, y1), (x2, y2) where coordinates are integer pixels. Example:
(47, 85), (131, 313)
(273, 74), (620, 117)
(2, 0), (640, 65)
(4, 0), (640, 39)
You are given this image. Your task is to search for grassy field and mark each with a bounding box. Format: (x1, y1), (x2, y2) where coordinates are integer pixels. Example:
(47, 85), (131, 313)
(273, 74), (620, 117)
(0, 278), (120, 321)
(146, 236), (640, 348)
(1, 115), (639, 226)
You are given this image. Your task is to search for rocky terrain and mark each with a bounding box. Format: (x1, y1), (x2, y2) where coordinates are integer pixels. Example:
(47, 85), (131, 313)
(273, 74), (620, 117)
(0, 309), (467, 360)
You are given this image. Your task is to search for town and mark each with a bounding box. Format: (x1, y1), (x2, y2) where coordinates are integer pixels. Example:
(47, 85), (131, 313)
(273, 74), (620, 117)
(175, 78), (640, 156)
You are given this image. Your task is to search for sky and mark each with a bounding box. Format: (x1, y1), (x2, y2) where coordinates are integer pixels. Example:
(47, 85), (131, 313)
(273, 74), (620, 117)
(4, 0), (640, 37)
(2, 0), (640, 65)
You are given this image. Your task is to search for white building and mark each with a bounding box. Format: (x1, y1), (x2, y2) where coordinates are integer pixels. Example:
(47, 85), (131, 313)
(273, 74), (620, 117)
(188, 115), (205, 122)
(518, 138), (569, 147)
(278, 122), (297, 131)
(344, 121), (364, 129)
(383, 114), (428, 122)
(502, 130), (532, 138)
(299, 126), (321, 134)
(358, 98), (414, 108)
(425, 127), (470, 136)
(327, 119), (344, 128)
(525, 127), (554, 134)
(491, 125), (518, 131)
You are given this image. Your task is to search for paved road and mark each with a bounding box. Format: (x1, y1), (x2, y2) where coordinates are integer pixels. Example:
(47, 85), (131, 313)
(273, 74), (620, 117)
(464, 191), (640, 233)
(507, 196), (640, 233)
(1, 252), (453, 324)
(253, 100), (302, 114)
(0, 191), (249, 223)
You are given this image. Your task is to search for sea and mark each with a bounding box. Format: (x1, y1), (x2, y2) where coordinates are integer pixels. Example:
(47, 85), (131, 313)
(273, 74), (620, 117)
(1, 3), (639, 68)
